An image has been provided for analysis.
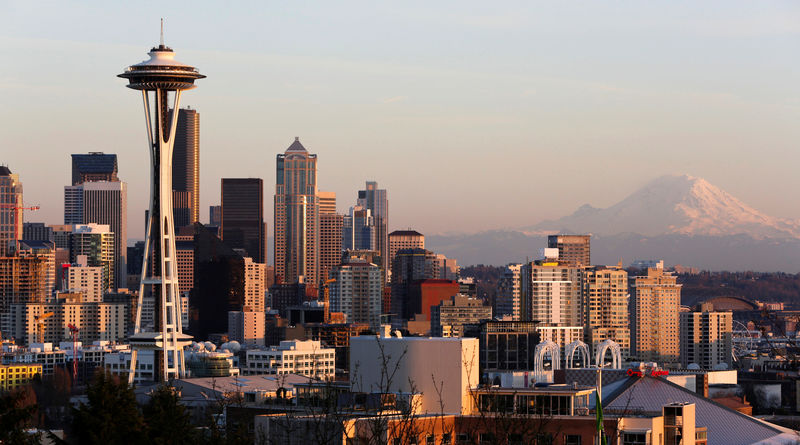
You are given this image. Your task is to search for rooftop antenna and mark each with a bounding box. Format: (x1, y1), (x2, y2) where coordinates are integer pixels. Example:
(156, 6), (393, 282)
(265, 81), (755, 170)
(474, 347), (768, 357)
(160, 18), (164, 46)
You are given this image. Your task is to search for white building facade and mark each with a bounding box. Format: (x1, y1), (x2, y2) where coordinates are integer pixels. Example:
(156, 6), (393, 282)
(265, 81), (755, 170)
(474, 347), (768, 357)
(242, 340), (334, 379)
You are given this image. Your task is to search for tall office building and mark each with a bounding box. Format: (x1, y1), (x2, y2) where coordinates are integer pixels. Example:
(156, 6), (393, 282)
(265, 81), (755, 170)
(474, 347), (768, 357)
(221, 178), (265, 263)
(390, 248), (440, 323)
(64, 176), (127, 290)
(329, 256), (382, 329)
(388, 230), (424, 270)
(680, 305), (733, 369)
(343, 206), (377, 252)
(172, 107), (200, 228)
(71, 153), (118, 185)
(318, 191), (337, 215)
(81, 181), (127, 290)
(190, 224), (246, 341)
(0, 167), (23, 256)
(274, 138), (319, 285)
(22, 223), (53, 243)
(583, 265), (630, 358)
(495, 264), (522, 320)
(209, 205), (221, 226)
(520, 260), (582, 327)
(319, 201), (344, 282)
(631, 265), (681, 364)
(70, 224), (115, 293)
(547, 234), (591, 266)
(357, 182), (388, 279)
(175, 230), (195, 296)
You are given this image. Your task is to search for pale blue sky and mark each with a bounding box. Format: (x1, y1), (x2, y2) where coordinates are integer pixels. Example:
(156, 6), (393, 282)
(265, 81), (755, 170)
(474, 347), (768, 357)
(2, 1), (800, 240)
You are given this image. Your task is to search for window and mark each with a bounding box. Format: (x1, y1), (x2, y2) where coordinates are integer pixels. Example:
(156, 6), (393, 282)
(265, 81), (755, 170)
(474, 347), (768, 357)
(622, 432), (647, 445)
(426, 435), (435, 445)
(565, 435), (582, 445)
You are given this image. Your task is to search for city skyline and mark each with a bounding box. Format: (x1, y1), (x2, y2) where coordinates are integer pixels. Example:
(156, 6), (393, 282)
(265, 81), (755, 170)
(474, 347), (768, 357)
(3, 2), (800, 242)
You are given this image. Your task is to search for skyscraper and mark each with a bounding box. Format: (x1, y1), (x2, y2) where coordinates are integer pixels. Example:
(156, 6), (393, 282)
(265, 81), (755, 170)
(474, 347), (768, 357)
(318, 192), (343, 281)
(71, 153), (118, 185)
(388, 230), (424, 269)
(70, 224), (115, 293)
(221, 178), (265, 263)
(172, 107), (200, 228)
(357, 181), (388, 278)
(390, 248), (440, 323)
(547, 234), (591, 266)
(0, 167), (23, 256)
(22, 223), (53, 243)
(631, 264), (681, 364)
(274, 138), (319, 285)
(495, 264), (522, 320)
(64, 180), (127, 290)
(119, 33), (203, 382)
(209, 205), (221, 226)
(342, 206), (376, 252)
(318, 191), (337, 215)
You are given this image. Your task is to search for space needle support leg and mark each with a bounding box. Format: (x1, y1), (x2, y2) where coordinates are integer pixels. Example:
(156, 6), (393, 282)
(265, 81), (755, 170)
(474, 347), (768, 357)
(129, 89), (156, 386)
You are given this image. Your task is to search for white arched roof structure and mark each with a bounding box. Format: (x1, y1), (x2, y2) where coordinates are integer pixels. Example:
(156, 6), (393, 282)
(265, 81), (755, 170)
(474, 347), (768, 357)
(565, 340), (590, 369)
(594, 339), (622, 369)
(534, 340), (561, 373)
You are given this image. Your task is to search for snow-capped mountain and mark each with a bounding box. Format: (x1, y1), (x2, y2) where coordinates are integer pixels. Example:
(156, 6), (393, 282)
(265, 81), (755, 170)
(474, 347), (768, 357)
(526, 174), (800, 239)
(426, 175), (800, 270)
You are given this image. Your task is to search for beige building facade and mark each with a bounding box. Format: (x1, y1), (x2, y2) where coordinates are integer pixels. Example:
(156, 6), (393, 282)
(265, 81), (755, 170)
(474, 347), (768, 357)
(631, 266), (681, 364)
(583, 265), (630, 358)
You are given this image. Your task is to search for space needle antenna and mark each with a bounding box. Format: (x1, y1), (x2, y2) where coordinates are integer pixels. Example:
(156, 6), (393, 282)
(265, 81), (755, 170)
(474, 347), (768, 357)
(160, 18), (164, 46)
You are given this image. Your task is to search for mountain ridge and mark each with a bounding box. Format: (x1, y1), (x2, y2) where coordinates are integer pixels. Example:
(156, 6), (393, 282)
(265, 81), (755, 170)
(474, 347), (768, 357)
(523, 174), (800, 239)
(424, 175), (800, 271)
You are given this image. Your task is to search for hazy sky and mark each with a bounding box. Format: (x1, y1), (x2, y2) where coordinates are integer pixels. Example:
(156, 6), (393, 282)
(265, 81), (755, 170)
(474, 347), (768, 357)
(2, 1), (800, 242)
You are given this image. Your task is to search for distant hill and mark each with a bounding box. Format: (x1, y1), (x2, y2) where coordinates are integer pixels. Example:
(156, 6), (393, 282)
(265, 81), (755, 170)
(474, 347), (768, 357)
(426, 175), (800, 272)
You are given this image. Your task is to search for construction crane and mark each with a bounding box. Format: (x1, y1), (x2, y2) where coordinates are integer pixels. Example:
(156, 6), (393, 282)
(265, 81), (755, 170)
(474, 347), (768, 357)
(33, 312), (54, 344)
(0, 203), (39, 244)
(322, 278), (335, 323)
(67, 324), (80, 383)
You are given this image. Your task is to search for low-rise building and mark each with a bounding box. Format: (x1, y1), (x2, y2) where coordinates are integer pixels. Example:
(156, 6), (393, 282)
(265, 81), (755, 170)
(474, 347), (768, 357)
(242, 340), (335, 379)
(1, 342), (67, 376)
(350, 328), (479, 415)
(0, 363), (42, 390)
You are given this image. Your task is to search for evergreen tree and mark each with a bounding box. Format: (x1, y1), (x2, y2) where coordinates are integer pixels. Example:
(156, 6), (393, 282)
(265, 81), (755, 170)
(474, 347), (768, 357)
(0, 388), (40, 444)
(71, 371), (145, 445)
(143, 384), (196, 445)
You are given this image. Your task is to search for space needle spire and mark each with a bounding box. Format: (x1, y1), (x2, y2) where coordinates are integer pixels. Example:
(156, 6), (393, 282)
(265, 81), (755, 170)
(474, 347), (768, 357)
(118, 25), (205, 383)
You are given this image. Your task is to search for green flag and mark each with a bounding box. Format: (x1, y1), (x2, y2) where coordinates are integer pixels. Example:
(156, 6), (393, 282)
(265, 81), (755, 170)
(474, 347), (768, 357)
(596, 389), (606, 445)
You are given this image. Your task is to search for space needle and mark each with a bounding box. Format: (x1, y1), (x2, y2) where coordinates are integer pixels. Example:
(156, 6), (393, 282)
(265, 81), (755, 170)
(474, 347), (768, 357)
(118, 22), (204, 383)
